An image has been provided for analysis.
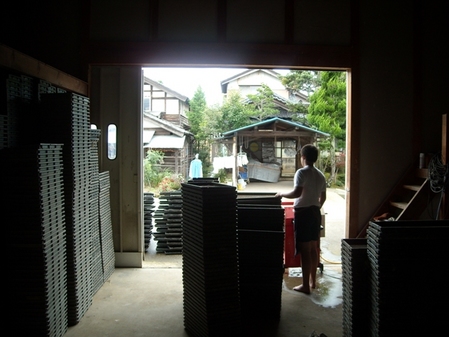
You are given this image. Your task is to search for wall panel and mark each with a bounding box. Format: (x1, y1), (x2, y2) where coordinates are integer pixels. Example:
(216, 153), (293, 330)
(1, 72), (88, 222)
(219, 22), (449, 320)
(90, 66), (143, 267)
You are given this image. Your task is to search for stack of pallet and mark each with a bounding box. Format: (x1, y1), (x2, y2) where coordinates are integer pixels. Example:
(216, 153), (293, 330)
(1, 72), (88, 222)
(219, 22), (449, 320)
(366, 220), (449, 336)
(89, 129), (103, 296)
(143, 193), (155, 251)
(341, 238), (369, 337)
(152, 191), (183, 254)
(98, 171), (115, 283)
(236, 193), (284, 321)
(40, 93), (93, 325)
(181, 182), (241, 336)
(3, 144), (68, 337)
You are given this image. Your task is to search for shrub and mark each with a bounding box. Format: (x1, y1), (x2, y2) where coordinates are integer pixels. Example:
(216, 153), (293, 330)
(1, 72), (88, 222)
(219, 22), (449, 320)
(214, 168), (227, 183)
(157, 174), (185, 193)
(143, 150), (166, 188)
(335, 173), (345, 187)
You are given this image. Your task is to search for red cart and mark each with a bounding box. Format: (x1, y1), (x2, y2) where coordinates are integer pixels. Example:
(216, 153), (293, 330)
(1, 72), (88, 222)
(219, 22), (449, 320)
(282, 201), (323, 272)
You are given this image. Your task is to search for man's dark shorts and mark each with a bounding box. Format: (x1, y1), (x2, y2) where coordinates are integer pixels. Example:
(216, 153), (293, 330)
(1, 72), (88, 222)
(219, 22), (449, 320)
(294, 206), (321, 243)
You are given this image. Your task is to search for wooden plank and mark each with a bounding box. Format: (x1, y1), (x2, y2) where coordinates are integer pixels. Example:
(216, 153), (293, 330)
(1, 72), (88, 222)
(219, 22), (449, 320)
(390, 201), (407, 210)
(87, 41), (353, 69)
(0, 44), (88, 96)
(443, 114), (447, 165)
(442, 114), (448, 219)
(403, 184), (420, 192)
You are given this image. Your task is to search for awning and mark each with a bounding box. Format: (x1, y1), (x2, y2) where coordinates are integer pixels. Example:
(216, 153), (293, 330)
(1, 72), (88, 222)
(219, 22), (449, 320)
(143, 130), (155, 143)
(144, 135), (186, 149)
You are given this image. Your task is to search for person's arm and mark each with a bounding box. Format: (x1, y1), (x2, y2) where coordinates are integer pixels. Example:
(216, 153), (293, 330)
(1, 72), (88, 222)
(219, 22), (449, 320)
(275, 185), (303, 199)
(319, 190), (326, 208)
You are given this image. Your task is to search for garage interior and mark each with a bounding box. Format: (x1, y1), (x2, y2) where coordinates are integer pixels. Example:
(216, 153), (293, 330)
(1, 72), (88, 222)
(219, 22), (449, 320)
(1, 1), (448, 336)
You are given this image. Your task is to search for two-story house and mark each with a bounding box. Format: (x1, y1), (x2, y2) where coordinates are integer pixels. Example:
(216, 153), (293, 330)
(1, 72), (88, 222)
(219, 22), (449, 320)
(220, 68), (310, 120)
(143, 76), (194, 177)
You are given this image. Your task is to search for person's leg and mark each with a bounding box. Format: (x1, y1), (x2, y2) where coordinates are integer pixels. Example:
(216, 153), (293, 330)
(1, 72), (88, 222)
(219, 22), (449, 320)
(308, 207), (321, 289)
(309, 240), (318, 289)
(293, 241), (313, 294)
(293, 207), (320, 294)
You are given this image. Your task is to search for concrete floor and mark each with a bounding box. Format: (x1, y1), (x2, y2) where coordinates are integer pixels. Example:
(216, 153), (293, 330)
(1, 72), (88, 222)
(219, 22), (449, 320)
(64, 181), (346, 337)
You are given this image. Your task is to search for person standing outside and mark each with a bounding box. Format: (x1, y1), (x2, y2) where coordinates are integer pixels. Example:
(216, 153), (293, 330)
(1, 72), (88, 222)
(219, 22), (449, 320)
(275, 144), (326, 294)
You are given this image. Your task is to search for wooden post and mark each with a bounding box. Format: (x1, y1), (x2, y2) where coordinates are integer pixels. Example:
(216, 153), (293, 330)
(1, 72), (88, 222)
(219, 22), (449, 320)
(232, 136), (237, 187)
(441, 114), (448, 219)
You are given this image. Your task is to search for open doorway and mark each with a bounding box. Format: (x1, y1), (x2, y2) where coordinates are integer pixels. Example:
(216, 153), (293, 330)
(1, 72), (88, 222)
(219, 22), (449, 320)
(141, 66), (348, 269)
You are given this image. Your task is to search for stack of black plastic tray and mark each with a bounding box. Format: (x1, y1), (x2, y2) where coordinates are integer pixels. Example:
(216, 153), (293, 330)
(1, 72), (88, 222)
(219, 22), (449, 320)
(5, 74), (34, 148)
(0, 114), (7, 149)
(188, 177), (219, 185)
(38, 78), (66, 98)
(1, 74), (15, 148)
(367, 220), (449, 336)
(236, 191), (280, 206)
(89, 129), (103, 295)
(39, 92), (93, 326)
(152, 196), (168, 251)
(341, 238), (369, 337)
(181, 182), (241, 337)
(99, 171), (115, 282)
(152, 190), (183, 254)
(143, 192), (155, 251)
(237, 193), (284, 322)
(2, 143), (68, 337)
(4, 75), (18, 148)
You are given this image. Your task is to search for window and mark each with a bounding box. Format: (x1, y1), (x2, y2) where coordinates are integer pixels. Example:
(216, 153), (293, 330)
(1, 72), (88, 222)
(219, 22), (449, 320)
(108, 124), (117, 160)
(143, 97), (150, 112)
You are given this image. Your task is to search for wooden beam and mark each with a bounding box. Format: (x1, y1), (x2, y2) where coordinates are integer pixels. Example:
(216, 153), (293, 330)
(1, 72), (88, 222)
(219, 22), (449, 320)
(441, 114), (448, 219)
(232, 136), (237, 186)
(87, 41), (353, 70)
(0, 44), (88, 96)
(442, 114), (447, 165)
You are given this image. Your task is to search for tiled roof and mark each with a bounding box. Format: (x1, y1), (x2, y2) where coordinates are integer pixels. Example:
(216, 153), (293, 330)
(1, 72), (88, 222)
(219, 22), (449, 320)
(143, 76), (189, 102)
(221, 117), (329, 137)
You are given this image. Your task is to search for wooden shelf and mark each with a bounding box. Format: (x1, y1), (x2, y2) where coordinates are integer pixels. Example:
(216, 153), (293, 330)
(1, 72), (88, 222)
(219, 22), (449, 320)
(357, 160), (433, 238)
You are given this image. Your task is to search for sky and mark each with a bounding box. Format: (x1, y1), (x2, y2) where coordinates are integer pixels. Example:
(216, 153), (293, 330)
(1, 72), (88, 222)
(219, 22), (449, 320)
(142, 67), (290, 105)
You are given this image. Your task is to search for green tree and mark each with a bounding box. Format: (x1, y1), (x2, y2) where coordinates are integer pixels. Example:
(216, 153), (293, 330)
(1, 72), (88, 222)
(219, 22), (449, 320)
(279, 70), (320, 124)
(185, 87), (213, 178)
(187, 86), (207, 152)
(246, 84), (279, 121)
(246, 83), (279, 121)
(279, 70), (320, 99)
(216, 91), (252, 133)
(286, 101), (309, 124)
(202, 104), (222, 138)
(307, 71), (346, 185)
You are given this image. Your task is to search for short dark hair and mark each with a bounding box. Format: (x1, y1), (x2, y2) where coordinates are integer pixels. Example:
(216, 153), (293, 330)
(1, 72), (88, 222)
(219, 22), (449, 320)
(300, 144), (319, 163)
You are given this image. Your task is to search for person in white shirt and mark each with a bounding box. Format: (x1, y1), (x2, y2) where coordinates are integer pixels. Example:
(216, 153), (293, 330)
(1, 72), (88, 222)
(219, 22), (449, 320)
(275, 144), (326, 294)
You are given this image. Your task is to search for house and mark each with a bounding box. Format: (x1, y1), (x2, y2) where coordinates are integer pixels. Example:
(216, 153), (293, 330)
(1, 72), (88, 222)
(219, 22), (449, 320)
(142, 76), (194, 177)
(143, 76), (190, 130)
(220, 68), (310, 119)
(215, 117), (329, 184)
(143, 112), (194, 178)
